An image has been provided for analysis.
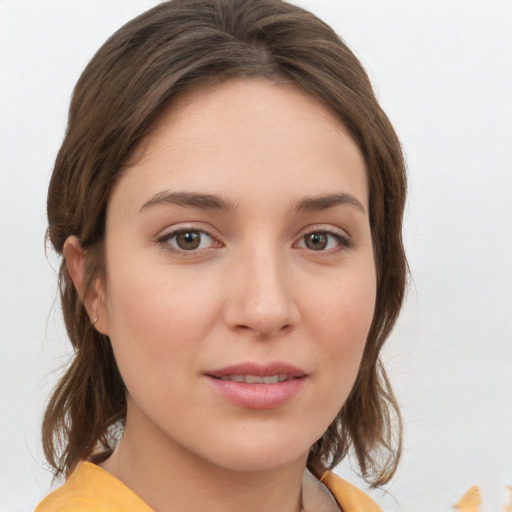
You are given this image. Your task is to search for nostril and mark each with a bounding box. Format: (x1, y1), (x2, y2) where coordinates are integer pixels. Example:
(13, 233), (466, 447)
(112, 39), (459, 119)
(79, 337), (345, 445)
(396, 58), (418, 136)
(243, 323), (293, 339)
(225, 290), (300, 338)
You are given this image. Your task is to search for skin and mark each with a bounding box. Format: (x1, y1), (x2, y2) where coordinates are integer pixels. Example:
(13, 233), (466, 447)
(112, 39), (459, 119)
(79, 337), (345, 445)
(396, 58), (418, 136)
(65, 78), (376, 512)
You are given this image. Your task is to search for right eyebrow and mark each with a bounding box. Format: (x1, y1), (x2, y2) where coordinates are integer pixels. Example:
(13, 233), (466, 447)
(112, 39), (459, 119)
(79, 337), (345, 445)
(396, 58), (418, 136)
(139, 191), (238, 213)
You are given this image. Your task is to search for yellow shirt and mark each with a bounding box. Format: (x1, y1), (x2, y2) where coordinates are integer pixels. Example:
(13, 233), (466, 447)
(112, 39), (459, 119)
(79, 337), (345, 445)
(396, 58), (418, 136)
(35, 461), (382, 512)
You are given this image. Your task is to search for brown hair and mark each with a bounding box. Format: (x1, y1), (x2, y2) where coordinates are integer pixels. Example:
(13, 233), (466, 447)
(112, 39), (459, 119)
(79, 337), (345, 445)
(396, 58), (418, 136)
(44, 0), (407, 487)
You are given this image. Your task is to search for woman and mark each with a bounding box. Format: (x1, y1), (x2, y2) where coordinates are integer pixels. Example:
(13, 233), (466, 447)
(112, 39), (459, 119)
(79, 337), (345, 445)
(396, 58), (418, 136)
(36, 0), (407, 510)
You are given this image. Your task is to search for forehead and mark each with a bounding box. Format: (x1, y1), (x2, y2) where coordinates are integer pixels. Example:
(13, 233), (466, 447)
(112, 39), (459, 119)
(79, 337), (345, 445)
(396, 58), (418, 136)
(115, 78), (368, 213)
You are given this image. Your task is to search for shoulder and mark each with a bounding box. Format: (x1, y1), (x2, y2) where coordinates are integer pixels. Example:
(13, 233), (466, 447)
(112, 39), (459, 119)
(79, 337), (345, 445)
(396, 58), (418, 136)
(35, 491), (105, 512)
(320, 471), (383, 512)
(34, 462), (153, 512)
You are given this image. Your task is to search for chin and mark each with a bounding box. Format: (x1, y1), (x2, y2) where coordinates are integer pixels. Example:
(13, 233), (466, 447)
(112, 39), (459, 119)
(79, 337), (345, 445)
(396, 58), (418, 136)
(215, 451), (308, 473)
(199, 429), (315, 473)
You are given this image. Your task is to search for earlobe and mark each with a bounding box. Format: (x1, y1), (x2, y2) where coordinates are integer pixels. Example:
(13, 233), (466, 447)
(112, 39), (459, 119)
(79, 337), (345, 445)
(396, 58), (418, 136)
(91, 290), (109, 335)
(63, 236), (109, 334)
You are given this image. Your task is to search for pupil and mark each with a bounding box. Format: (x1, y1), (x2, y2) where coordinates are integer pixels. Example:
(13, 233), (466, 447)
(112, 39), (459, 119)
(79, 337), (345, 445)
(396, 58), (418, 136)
(306, 233), (327, 250)
(177, 231), (200, 250)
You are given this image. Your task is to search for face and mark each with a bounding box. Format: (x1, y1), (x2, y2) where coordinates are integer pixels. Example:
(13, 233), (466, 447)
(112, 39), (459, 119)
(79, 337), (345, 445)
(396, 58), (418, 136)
(96, 78), (376, 472)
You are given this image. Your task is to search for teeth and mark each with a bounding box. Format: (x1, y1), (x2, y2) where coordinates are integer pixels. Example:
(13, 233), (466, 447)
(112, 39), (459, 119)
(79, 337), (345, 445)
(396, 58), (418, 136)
(220, 375), (245, 382)
(245, 375), (263, 384)
(218, 374), (290, 384)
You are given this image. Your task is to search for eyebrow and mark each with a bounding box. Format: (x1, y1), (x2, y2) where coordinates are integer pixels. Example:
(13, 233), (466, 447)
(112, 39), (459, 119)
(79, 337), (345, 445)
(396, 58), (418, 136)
(294, 193), (366, 214)
(139, 190), (365, 215)
(139, 191), (238, 213)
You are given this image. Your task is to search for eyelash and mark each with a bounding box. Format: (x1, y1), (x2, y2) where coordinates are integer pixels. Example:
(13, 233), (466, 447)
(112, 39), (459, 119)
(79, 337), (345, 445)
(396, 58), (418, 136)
(155, 227), (353, 255)
(296, 229), (353, 253)
(156, 228), (221, 255)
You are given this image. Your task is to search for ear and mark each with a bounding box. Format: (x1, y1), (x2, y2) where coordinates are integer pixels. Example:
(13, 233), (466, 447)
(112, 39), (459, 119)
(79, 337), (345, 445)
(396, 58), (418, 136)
(63, 236), (109, 335)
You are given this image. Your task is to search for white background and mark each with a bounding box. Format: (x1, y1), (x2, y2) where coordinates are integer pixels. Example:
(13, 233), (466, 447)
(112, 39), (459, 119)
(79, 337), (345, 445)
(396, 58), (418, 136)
(1, 1), (511, 511)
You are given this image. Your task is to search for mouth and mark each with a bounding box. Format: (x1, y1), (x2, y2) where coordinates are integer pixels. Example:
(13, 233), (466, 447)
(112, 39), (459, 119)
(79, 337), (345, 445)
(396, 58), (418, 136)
(204, 362), (308, 409)
(206, 362), (307, 381)
(215, 374), (295, 384)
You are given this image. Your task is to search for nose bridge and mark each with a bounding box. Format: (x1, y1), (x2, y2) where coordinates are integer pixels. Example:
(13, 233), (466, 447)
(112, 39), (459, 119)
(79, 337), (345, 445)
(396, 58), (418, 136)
(225, 237), (298, 337)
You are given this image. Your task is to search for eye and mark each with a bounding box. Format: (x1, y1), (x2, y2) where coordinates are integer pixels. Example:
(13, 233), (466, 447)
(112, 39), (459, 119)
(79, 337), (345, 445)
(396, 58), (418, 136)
(296, 230), (352, 252)
(157, 229), (218, 253)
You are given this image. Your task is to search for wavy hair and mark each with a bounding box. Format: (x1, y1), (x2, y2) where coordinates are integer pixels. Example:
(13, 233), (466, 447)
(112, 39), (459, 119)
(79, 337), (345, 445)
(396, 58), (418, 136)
(43, 0), (407, 487)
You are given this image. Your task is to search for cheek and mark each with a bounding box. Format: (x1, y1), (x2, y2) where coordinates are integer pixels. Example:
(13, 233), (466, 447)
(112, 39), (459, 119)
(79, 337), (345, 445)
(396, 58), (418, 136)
(294, 264), (376, 444)
(103, 254), (220, 374)
(103, 267), (222, 423)
(305, 262), (376, 380)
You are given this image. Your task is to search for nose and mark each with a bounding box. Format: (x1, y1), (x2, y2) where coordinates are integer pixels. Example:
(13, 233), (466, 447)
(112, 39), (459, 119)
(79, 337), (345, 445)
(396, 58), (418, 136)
(223, 246), (300, 339)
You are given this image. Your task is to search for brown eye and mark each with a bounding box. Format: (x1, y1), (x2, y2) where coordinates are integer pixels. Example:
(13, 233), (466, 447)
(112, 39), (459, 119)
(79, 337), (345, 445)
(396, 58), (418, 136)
(175, 231), (202, 250)
(296, 230), (351, 252)
(304, 232), (328, 250)
(159, 229), (217, 252)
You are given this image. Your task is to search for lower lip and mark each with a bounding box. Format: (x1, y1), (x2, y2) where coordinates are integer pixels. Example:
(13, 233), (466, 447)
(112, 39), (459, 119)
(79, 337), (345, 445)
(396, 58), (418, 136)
(205, 376), (307, 409)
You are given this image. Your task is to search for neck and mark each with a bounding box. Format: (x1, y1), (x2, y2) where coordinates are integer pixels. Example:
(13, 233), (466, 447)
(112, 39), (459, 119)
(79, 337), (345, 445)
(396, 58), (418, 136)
(100, 407), (308, 512)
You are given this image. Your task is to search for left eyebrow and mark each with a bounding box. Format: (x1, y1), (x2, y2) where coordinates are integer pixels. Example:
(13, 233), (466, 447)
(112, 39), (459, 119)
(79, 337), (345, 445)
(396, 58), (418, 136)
(139, 191), (238, 213)
(294, 193), (366, 215)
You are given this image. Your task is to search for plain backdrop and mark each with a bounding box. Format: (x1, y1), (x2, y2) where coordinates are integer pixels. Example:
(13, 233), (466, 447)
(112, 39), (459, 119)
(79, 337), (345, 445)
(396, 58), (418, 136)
(1, 1), (511, 511)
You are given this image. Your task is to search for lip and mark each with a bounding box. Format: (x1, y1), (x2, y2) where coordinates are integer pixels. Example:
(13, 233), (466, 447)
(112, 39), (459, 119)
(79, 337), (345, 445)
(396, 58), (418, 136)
(207, 362), (307, 379)
(204, 362), (308, 410)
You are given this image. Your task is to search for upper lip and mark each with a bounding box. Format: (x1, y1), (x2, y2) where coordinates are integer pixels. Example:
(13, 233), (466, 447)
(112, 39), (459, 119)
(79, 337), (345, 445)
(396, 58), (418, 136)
(206, 362), (307, 378)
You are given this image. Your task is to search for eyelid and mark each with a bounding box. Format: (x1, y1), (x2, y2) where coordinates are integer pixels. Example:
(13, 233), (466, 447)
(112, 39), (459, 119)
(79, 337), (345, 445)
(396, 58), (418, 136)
(154, 223), (353, 255)
(155, 223), (224, 254)
(293, 225), (353, 251)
